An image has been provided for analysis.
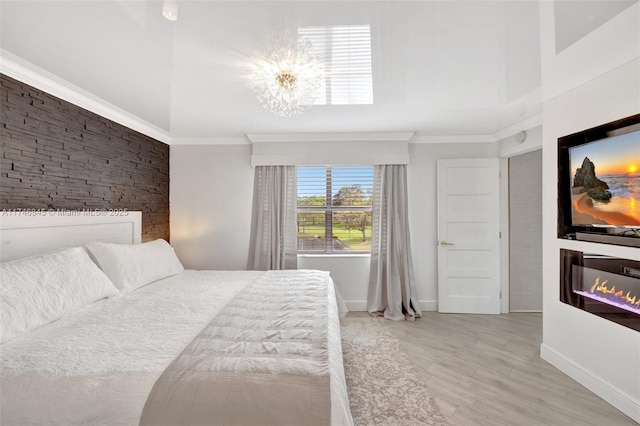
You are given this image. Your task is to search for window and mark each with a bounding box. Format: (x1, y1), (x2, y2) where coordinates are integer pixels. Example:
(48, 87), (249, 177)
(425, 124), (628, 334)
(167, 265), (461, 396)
(297, 166), (374, 253)
(298, 25), (373, 105)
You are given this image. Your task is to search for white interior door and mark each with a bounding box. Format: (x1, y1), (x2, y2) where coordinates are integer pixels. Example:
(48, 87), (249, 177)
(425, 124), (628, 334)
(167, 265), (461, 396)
(437, 158), (501, 314)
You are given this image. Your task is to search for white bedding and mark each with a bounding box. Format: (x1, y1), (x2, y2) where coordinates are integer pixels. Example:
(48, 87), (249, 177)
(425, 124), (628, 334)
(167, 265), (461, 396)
(141, 270), (350, 426)
(0, 270), (352, 425)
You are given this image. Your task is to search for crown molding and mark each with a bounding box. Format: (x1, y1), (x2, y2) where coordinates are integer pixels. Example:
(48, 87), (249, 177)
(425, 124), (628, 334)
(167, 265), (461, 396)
(0, 50), (171, 144)
(410, 114), (543, 145)
(493, 114), (543, 142)
(246, 131), (415, 143)
(170, 136), (250, 146)
(409, 134), (497, 144)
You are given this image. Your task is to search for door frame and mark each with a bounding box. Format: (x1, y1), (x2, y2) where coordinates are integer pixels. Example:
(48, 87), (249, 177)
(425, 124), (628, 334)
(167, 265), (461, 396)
(499, 157), (510, 314)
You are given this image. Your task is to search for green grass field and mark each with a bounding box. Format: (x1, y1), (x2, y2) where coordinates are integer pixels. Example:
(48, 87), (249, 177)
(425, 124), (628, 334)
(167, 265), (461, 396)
(298, 222), (372, 251)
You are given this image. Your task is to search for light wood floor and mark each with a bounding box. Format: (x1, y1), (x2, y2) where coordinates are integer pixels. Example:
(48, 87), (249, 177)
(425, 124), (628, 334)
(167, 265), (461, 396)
(348, 312), (637, 426)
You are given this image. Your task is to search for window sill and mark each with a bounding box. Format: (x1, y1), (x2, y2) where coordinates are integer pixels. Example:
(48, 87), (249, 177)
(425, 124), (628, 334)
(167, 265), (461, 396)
(297, 253), (371, 259)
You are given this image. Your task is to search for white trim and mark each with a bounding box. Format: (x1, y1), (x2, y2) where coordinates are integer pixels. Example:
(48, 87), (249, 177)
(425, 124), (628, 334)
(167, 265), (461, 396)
(298, 254), (371, 259)
(0, 50), (171, 144)
(247, 132), (415, 143)
(411, 114), (543, 145)
(170, 136), (250, 145)
(499, 157), (510, 314)
(540, 343), (640, 423)
(345, 300), (368, 311)
(509, 309), (542, 313)
(345, 299), (438, 312)
(410, 134), (497, 144)
(216, 118), (542, 147)
(498, 141), (543, 159)
(419, 300), (438, 312)
(493, 114), (543, 141)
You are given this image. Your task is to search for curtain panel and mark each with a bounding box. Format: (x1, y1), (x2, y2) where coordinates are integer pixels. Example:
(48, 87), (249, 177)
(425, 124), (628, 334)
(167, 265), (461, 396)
(247, 166), (297, 270)
(367, 165), (421, 321)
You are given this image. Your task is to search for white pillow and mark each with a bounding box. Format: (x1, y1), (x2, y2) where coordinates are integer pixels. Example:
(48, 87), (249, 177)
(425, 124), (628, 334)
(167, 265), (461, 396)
(0, 247), (119, 344)
(85, 239), (184, 293)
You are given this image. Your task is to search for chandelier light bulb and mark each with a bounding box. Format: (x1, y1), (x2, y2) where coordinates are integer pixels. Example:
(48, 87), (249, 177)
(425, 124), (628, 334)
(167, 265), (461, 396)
(252, 32), (323, 117)
(276, 71), (297, 91)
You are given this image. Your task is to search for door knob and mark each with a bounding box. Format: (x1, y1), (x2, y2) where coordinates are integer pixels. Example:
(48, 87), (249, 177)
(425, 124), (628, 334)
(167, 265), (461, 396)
(439, 240), (454, 246)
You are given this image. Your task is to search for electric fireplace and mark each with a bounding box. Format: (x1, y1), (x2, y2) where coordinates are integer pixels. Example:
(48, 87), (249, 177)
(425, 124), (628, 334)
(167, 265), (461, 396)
(560, 249), (640, 331)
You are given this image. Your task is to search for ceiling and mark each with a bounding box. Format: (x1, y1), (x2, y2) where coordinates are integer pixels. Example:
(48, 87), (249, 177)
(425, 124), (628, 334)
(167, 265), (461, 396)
(0, 1), (627, 143)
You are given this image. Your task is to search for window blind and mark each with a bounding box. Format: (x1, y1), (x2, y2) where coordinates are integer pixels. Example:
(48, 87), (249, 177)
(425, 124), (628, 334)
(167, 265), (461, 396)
(298, 25), (373, 105)
(297, 166), (374, 208)
(297, 166), (374, 253)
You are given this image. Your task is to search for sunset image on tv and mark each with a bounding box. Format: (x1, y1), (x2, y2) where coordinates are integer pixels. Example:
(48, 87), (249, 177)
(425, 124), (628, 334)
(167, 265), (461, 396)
(570, 130), (640, 227)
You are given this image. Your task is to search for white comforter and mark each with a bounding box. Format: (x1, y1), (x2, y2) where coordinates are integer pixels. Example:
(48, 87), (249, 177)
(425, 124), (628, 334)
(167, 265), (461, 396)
(0, 270), (352, 426)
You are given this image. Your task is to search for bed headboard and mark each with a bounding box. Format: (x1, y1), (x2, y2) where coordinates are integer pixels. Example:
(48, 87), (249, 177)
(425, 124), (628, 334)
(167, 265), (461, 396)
(0, 211), (142, 262)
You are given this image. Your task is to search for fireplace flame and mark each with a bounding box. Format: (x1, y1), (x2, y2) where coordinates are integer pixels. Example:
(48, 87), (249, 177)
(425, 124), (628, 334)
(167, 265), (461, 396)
(625, 292), (636, 305)
(589, 277), (605, 293)
(589, 277), (640, 309)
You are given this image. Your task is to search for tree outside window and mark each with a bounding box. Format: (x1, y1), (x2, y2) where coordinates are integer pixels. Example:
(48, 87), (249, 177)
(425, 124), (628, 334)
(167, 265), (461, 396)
(297, 166), (373, 253)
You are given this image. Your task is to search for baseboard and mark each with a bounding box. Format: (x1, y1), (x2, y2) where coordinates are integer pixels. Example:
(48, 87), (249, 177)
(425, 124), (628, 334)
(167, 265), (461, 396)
(419, 300), (438, 311)
(540, 343), (640, 423)
(509, 309), (543, 313)
(345, 300), (367, 311)
(345, 300), (438, 312)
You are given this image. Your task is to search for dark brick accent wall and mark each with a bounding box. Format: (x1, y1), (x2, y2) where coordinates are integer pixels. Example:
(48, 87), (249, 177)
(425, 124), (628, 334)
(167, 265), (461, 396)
(0, 74), (169, 242)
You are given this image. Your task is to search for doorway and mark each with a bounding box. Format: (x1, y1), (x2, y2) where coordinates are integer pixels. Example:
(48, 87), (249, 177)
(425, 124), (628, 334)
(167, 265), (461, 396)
(508, 149), (543, 312)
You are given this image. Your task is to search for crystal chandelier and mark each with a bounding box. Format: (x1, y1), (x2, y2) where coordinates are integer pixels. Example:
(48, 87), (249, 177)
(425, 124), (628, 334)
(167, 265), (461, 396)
(252, 32), (323, 117)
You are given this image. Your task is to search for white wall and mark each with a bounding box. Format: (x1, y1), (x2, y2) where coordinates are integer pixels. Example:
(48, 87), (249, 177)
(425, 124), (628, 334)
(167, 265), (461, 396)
(541, 58), (640, 423)
(170, 145), (254, 270)
(539, 3), (640, 420)
(170, 141), (495, 311)
(298, 255), (371, 310)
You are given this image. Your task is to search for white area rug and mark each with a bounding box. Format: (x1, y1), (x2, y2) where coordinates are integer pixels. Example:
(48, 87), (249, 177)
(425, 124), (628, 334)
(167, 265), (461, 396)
(342, 316), (450, 426)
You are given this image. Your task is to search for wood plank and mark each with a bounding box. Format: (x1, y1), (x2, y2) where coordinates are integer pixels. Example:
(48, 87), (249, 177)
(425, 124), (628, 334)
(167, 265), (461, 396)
(367, 312), (639, 426)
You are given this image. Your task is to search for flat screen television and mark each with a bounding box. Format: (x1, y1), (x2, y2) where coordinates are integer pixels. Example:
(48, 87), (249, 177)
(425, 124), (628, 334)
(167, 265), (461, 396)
(558, 113), (640, 247)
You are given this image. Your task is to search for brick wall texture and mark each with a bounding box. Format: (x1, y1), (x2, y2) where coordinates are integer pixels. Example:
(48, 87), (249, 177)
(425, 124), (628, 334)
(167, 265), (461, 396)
(0, 74), (170, 242)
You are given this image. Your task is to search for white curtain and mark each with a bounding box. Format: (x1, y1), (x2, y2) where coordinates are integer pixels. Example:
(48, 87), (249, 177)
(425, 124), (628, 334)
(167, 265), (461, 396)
(367, 164), (421, 321)
(247, 166), (297, 270)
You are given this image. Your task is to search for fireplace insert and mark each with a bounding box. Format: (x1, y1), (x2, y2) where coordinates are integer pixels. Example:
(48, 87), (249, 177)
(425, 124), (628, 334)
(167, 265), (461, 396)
(560, 249), (639, 331)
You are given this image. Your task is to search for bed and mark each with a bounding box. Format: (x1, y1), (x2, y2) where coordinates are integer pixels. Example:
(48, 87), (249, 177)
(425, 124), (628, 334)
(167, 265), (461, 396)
(0, 212), (353, 426)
